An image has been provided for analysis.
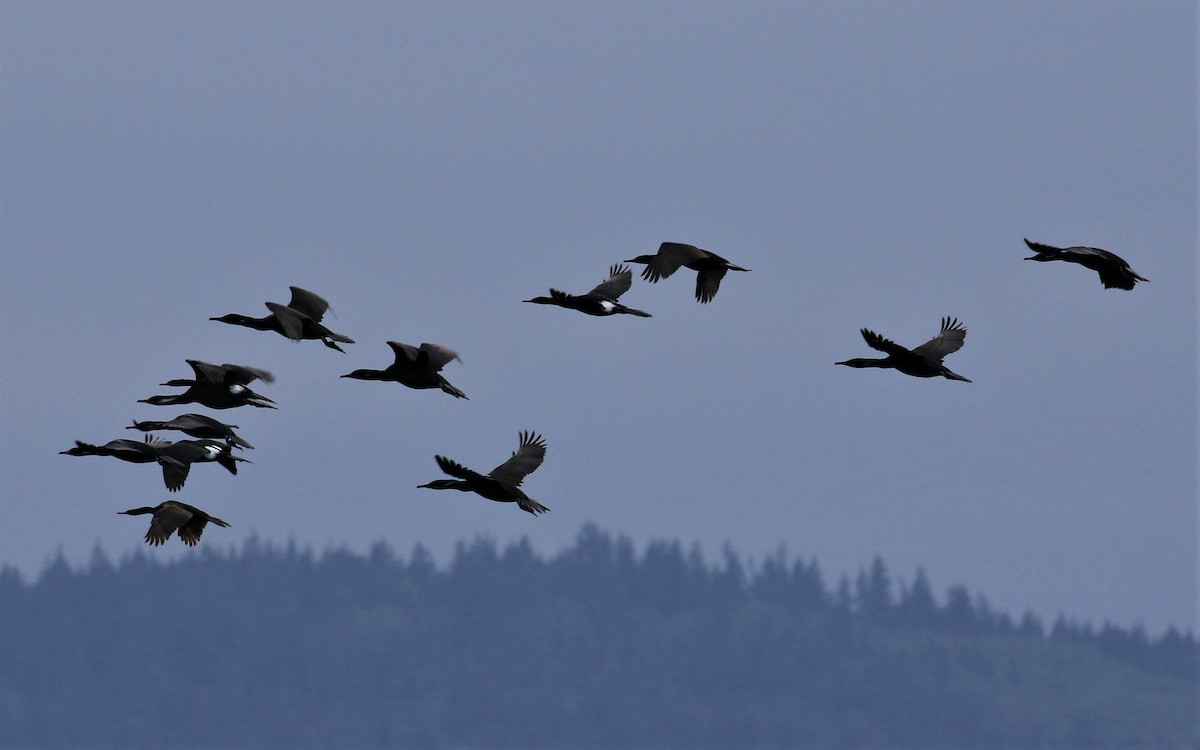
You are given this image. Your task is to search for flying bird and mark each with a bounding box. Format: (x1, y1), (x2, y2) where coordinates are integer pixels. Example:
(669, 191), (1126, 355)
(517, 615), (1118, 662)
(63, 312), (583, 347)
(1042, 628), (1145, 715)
(625, 242), (750, 303)
(418, 431), (549, 515)
(210, 286), (355, 351)
(62, 435), (247, 491)
(524, 263), (652, 317)
(61, 435), (174, 464)
(154, 439), (249, 492)
(1023, 239), (1148, 290)
(342, 341), (467, 399)
(127, 413), (254, 450)
(837, 317), (972, 382)
(119, 501), (230, 547)
(139, 360), (276, 410)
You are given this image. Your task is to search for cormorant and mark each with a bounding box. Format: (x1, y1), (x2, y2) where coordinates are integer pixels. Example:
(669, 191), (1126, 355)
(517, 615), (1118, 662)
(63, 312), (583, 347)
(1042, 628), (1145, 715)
(1023, 238), (1148, 290)
(342, 341), (467, 399)
(418, 431), (549, 515)
(61, 435), (174, 464)
(62, 435), (247, 491)
(127, 413), (254, 449)
(625, 242), (750, 303)
(155, 439), (248, 492)
(211, 286), (355, 351)
(837, 317), (972, 382)
(119, 501), (230, 546)
(524, 264), (652, 317)
(139, 360), (276, 410)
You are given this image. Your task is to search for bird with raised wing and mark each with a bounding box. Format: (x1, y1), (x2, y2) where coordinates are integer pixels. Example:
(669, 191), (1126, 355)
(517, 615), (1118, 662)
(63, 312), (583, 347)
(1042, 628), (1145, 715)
(418, 431), (549, 515)
(211, 286), (355, 351)
(837, 317), (972, 382)
(119, 501), (230, 547)
(342, 341), (467, 399)
(1023, 239), (1148, 290)
(625, 242), (749, 303)
(139, 360), (276, 410)
(524, 263), (652, 317)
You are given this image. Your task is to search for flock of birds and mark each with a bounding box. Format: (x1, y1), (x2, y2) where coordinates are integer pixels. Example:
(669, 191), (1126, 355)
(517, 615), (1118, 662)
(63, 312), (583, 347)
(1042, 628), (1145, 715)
(61, 239), (1147, 547)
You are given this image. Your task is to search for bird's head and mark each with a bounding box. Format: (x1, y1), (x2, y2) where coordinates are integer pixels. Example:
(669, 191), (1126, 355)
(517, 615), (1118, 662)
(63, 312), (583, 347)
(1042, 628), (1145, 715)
(418, 479), (466, 491)
(625, 255), (655, 264)
(835, 358), (881, 369)
(209, 313), (250, 324)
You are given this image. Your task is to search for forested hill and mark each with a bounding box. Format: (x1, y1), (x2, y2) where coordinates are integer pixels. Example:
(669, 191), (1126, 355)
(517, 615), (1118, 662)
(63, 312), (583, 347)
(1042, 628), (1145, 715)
(1, 524), (1195, 748)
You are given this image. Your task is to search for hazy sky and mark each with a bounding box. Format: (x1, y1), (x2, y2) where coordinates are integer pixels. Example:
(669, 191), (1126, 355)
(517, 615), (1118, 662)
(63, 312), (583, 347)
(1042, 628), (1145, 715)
(1, 1), (1194, 634)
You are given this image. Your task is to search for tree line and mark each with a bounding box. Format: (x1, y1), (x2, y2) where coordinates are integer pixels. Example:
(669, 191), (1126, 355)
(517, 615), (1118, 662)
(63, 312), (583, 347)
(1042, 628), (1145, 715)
(1, 523), (1194, 748)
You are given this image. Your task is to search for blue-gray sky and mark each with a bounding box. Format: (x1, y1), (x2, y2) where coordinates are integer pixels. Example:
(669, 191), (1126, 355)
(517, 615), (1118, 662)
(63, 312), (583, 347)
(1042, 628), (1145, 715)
(1, 1), (1194, 634)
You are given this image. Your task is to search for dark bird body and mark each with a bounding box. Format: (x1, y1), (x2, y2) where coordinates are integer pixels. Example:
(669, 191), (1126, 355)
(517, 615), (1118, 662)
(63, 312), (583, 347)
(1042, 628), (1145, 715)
(128, 413), (253, 449)
(342, 341), (467, 399)
(418, 431), (549, 515)
(139, 360), (275, 410)
(524, 264), (651, 317)
(626, 242), (750, 303)
(837, 317), (972, 382)
(155, 439), (248, 492)
(1023, 238), (1148, 290)
(211, 286), (355, 351)
(63, 435), (247, 491)
(61, 435), (173, 464)
(119, 501), (229, 546)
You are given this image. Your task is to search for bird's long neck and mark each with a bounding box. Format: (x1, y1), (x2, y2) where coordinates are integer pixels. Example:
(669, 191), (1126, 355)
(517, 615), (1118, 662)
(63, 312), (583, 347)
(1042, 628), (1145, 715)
(213, 314), (274, 330)
(837, 357), (892, 369)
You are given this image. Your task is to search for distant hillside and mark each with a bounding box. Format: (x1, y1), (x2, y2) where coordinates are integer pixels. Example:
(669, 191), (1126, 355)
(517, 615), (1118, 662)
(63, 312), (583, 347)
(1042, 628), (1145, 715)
(1, 524), (1195, 748)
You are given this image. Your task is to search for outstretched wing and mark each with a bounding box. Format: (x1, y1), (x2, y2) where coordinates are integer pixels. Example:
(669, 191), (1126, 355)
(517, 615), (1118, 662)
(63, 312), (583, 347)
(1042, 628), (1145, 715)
(158, 455), (191, 492)
(435, 455), (487, 483)
(287, 286), (332, 321)
(177, 507), (228, 546)
(588, 264), (633, 300)
(694, 267), (729, 303)
(912, 317), (967, 363)
(859, 329), (910, 357)
(489, 431), (546, 486)
(418, 343), (461, 372)
(640, 242), (707, 282)
(145, 502), (193, 546)
(266, 302), (309, 339)
(1023, 238), (1063, 257)
(189, 360), (274, 385)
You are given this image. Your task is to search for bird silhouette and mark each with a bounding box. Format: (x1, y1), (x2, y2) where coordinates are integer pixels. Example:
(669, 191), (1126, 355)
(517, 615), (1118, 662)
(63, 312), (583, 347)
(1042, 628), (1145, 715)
(1023, 238), (1148, 290)
(139, 360), (276, 410)
(418, 431), (549, 515)
(626, 242), (750, 303)
(119, 500), (230, 546)
(211, 286), (355, 351)
(342, 341), (467, 399)
(837, 317), (972, 382)
(63, 435), (247, 491)
(524, 263), (652, 317)
(127, 413), (253, 450)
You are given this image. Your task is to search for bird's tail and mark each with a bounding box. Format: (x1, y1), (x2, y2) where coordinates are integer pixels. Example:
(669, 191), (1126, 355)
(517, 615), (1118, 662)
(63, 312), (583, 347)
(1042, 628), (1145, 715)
(440, 381), (469, 400)
(217, 449), (248, 475)
(617, 304), (652, 318)
(518, 497), (550, 515)
(942, 368), (972, 383)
